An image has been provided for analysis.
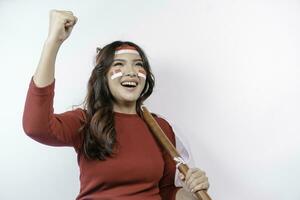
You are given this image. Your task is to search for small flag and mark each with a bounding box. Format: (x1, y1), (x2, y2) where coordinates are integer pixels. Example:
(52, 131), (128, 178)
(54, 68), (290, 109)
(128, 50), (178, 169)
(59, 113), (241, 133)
(138, 69), (147, 79)
(110, 68), (123, 80)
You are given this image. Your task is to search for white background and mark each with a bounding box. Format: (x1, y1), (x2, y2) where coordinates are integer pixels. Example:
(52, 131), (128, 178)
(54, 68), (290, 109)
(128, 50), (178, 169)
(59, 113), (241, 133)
(0, 0), (300, 199)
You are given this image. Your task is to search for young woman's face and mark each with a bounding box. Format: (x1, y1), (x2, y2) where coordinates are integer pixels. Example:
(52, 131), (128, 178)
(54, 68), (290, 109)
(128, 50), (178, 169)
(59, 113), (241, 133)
(106, 53), (146, 105)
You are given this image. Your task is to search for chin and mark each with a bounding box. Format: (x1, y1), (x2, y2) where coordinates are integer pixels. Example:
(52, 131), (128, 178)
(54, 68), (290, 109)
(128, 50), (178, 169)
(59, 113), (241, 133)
(124, 98), (138, 103)
(118, 95), (136, 102)
(122, 94), (140, 102)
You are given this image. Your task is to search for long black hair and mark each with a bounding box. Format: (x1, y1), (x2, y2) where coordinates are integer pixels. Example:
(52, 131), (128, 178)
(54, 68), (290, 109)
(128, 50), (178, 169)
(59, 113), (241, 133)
(78, 41), (155, 160)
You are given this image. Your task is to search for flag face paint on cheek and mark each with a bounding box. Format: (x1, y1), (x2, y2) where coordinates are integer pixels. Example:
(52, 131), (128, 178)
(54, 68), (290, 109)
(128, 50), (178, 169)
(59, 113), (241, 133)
(137, 69), (147, 79)
(110, 68), (123, 80)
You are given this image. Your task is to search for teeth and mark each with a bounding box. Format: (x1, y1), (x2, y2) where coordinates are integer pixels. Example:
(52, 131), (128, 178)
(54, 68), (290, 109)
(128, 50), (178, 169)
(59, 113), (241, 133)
(121, 81), (137, 86)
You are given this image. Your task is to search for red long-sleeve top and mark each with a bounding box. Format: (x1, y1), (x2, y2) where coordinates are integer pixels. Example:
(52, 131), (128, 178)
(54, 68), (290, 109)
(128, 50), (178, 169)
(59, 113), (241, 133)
(22, 76), (181, 200)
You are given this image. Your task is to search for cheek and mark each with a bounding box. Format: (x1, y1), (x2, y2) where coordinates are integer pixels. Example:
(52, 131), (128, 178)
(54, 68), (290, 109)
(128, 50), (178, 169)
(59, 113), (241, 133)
(109, 67), (123, 80)
(106, 74), (116, 91)
(138, 68), (146, 74)
(137, 68), (147, 80)
(108, 77), (117, 87)
(138, 68), (146, 73)
(139, 79), (146, 90)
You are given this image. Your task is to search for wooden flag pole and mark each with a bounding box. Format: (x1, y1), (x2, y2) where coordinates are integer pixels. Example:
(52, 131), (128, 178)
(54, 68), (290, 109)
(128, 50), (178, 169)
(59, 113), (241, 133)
(141, 106), (212, 200)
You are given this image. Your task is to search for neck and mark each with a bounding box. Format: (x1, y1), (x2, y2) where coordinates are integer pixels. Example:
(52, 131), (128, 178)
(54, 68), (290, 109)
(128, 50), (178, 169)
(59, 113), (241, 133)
(113, 101), (137, 114)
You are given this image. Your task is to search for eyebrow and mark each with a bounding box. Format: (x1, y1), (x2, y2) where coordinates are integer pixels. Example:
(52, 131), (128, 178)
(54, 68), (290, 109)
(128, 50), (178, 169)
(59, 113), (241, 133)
(113, 59), (143, 62)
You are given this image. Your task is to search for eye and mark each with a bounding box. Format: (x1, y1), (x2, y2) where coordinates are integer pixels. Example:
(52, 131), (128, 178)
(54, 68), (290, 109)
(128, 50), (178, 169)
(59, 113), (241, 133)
(113, 62), (123, 66)
(136, 62), (144, 67)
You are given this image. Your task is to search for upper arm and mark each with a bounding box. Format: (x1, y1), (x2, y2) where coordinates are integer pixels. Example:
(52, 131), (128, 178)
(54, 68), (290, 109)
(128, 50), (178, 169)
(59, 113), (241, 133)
(22, 76), (85, 151)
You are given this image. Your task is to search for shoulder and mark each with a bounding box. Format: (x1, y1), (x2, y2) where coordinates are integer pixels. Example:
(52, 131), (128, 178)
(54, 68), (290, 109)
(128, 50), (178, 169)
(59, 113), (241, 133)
(154, 115), (171, 128)
(152, 113), (175, 142)
(67, 107), (87, 123)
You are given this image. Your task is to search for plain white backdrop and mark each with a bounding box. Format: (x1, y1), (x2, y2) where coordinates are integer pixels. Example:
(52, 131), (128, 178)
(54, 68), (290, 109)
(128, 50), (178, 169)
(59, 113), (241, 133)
(0, 0), (300, 199)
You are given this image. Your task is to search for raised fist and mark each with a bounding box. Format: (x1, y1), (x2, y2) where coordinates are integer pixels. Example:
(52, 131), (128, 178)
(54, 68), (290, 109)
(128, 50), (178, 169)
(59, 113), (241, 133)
(47, 9), (77, 44)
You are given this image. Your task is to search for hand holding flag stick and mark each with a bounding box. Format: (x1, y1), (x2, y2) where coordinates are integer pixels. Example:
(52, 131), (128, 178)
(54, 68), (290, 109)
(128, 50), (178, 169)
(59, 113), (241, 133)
(141, 105), (212, 200)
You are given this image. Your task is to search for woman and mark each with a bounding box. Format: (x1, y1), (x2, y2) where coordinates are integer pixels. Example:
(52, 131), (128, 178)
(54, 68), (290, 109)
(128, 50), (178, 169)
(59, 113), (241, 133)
(22, 10), (209, 200)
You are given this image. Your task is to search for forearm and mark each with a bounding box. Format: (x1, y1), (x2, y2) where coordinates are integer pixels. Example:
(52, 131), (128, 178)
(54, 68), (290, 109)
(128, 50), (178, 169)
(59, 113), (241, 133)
(33, 39), (61, 87)
(176, 188), (197, 200)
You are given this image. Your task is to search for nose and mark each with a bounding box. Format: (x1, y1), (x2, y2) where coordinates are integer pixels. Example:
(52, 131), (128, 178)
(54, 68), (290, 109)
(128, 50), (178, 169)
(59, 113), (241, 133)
(123, 64), (137, 77)
(124, 71), (137, 77)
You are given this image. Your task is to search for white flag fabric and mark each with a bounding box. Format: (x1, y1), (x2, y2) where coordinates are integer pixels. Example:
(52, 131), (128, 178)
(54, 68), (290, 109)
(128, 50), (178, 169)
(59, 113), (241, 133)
(172, 123), (196, 187)
(156, 114), (195, 187)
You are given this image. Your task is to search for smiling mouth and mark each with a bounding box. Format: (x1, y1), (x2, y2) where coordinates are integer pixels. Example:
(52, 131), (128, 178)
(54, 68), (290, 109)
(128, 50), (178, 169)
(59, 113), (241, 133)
(121, 81), (138, 88)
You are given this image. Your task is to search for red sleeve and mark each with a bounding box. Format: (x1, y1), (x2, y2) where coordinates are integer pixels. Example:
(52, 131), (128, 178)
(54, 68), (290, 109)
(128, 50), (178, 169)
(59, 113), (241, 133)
(157, 118), (182, 200)
(22, 76), (85, 152)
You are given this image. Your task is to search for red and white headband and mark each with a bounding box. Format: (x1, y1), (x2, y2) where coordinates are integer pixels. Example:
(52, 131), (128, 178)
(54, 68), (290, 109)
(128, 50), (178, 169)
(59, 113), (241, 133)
(115, 44), (140, 55)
